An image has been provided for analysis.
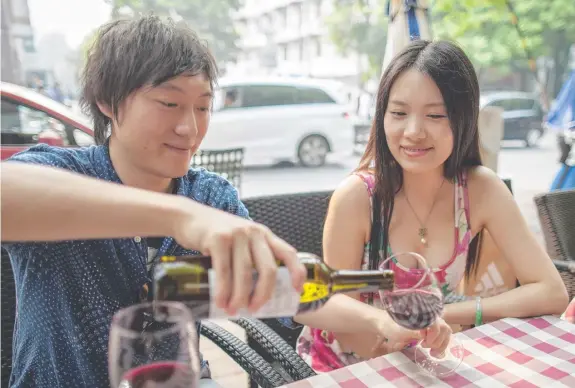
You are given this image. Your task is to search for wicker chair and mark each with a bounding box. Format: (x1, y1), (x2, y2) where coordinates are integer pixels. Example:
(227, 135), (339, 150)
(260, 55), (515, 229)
(534, 189), (575, 299)
(191, 148), (244, 194)
(242, 190), (332, 258)
(199, 321), (289, 387)
(229, 190), (334, 387)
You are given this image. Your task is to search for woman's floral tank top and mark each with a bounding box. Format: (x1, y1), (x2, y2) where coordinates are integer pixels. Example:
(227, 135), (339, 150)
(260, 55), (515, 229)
(296, 171), (472, 372)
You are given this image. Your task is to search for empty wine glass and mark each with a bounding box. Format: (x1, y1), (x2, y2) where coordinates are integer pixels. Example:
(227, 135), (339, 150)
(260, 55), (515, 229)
(378, 252), (464, 377)
(109, 301), (201, 388)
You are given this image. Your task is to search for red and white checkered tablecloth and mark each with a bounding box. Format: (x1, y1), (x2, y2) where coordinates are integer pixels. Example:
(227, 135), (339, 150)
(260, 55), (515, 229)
(281, 316), (575, 387)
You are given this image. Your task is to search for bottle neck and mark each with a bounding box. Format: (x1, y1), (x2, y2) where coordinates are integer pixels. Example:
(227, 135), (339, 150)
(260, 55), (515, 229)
(330, 269), (394, 293)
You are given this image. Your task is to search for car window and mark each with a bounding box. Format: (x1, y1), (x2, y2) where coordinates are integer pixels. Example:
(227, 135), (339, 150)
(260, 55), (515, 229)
(487, 100), (507, 110)
(214, 87), (242, 111)
(296, 86), (335, 104)
(241, 85), (298, 108)
(1, 98), (94, 147)
(2, 98), (52, 145)
(488, 98), (535, 112)
(514, 98), (535, 110)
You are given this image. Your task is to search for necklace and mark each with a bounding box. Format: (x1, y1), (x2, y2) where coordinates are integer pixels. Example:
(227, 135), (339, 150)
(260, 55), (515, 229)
(404, 179), (445, 246)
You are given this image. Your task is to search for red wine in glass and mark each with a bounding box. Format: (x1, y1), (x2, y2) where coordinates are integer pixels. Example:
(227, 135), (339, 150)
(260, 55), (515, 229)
(120, 361), (193, 388)
(378, 252), (464, 377)
(109, 302), (200, 388)
(383, 289), (444, 330)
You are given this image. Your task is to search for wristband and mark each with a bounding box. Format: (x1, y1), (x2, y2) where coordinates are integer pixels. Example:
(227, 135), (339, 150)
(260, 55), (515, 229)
(475, 296), (483, 327)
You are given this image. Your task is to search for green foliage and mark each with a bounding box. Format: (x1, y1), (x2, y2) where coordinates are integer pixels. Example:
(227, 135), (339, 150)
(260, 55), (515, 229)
(105, 0), (242, 63)
(433, 0), (575, 94)
(325, 0), (389, 85)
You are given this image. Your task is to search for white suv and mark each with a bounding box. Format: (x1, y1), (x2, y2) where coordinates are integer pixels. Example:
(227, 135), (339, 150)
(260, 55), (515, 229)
(201, 76), (355, 167)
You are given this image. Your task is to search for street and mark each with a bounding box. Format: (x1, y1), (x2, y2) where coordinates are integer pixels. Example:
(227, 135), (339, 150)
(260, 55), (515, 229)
(241, 132), (561, 239)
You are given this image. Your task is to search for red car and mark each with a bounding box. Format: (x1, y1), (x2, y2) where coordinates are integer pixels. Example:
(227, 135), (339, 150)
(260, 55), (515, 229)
(1, 82), (94, 160)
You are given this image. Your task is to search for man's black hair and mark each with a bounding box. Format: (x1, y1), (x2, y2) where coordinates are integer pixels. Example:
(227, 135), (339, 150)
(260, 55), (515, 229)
(80, 15), (219, 144)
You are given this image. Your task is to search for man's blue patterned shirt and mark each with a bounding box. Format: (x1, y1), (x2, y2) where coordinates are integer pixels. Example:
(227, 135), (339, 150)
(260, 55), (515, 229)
(3, 143), (248, 387)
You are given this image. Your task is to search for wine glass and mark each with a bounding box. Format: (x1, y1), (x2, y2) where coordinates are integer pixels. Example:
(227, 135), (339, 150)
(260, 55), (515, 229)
(109, 301), (201, 388)
(378, 252), (464, 377)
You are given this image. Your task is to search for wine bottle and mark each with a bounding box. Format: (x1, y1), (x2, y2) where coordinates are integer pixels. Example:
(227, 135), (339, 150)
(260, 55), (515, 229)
(152, 252), (394, 320)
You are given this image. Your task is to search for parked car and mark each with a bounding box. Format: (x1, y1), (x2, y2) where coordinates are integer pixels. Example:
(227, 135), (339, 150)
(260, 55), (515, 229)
(203, 76), (356, 167)
(1, 82), (94, 160)
(480, 91), (545, 147)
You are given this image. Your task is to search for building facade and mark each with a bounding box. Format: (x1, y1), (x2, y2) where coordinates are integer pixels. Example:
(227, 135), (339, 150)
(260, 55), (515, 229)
(228, 0), (362, 84)
(1, 0), (44, 87)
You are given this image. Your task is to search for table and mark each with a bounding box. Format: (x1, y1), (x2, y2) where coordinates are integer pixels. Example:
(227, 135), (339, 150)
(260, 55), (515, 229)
(281, 316), (575, 387)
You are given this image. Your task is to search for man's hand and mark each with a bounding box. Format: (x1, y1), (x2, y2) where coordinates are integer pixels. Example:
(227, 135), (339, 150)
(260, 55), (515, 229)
(172, 204), (306, 315)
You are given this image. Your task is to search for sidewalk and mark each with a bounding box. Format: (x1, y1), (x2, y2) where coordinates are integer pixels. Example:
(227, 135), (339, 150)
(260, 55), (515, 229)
(203, 189), (546, 387)
(201, 320), (248, 387)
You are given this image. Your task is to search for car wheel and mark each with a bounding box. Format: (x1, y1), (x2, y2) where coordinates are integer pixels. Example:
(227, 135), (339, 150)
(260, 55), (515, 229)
(297, 135), (329, 167)
(525, 129), (542, 148)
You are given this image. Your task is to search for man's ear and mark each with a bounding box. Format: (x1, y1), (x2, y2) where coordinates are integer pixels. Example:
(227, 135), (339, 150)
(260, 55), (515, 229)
(96, 101), (113, 119)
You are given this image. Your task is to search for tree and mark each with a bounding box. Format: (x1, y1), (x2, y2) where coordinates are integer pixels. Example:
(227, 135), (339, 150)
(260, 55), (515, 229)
(325, 0), (388, 88)
(105, 0), (242, 64)
(433, 0), (575, 97)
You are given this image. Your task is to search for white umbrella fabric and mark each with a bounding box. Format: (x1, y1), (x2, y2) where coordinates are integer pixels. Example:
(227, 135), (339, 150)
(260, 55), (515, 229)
(381, 0), (433, 74)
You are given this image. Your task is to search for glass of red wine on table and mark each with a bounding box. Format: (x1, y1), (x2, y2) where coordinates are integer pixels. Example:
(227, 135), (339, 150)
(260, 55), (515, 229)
(108, 301), (200, 388)
(378, 252), (464, 377)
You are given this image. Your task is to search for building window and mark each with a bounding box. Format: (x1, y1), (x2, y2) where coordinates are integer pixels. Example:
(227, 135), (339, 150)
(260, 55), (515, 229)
(22, 37), (35, 53)
(279, 7), (287, 29)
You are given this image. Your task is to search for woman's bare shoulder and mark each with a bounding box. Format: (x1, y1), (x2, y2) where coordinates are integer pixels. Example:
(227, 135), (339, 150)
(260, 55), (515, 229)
(332, 172), (372, 205)
(466, 165), (515, 228)
(466, 165), (508, 195)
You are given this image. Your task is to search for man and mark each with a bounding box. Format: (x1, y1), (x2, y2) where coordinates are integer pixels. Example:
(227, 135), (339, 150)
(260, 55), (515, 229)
(49, 82), (65, 103)
(2, 16), (304, 388)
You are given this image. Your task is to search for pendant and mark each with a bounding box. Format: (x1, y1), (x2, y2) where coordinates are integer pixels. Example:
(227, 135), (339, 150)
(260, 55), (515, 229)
(418, 227), (428, 246)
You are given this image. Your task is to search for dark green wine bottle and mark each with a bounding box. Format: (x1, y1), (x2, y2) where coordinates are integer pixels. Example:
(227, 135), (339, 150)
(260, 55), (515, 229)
(153, 252), (394, 319)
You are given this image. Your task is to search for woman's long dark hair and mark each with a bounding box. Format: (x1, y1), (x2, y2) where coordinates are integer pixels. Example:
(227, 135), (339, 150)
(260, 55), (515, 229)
(357, 40), (483, 280)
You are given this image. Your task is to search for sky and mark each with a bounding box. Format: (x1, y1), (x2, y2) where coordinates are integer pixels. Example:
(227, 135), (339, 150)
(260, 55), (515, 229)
(28, 0), (111, 48)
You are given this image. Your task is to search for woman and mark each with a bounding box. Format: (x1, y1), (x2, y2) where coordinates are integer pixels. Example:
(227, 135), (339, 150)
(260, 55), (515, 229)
(295, 40), (568, 372)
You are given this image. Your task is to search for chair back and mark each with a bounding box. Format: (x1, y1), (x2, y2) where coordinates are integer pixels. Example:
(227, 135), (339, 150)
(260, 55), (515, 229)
(534, 189), (575, 262)
(1, 249), (15, 387)
(242, 190), (333, 352)
(534, 189), (575, 300)
(191, 148), (244, 194)
(243, 190), (333, 258)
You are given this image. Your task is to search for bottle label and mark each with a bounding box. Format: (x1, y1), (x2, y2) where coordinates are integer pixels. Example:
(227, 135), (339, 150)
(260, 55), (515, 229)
(207, 267), (301, 319)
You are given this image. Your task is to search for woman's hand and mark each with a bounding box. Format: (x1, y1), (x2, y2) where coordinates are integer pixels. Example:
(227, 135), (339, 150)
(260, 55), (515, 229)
(370, 312), (423, 357)
(421, 317), (453, 357)
(370, 313), (452, 358)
